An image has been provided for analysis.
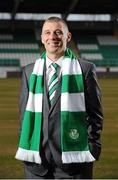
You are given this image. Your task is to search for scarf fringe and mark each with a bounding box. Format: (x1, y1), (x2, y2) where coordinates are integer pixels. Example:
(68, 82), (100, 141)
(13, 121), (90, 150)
(62, 151), (95, 163)
(15, 148), (41, 164)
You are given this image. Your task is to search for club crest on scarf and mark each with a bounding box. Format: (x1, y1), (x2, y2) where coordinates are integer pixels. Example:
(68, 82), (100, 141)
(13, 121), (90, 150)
(69, 129), (79, 140)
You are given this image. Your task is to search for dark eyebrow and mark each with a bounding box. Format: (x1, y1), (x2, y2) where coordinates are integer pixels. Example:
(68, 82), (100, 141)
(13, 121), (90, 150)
(43, 29), (50, 32)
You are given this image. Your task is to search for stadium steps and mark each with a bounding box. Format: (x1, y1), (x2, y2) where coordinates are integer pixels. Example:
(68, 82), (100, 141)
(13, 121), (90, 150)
(0, 33), (40, 68)
(75, 35), (118, 68)
(87, 59), (118, 67)
(0, 32), (41, 77)
(0, 59), (20, 66)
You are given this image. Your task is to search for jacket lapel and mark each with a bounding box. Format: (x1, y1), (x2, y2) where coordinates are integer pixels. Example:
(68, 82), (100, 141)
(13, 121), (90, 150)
(43, 62), (50, 112)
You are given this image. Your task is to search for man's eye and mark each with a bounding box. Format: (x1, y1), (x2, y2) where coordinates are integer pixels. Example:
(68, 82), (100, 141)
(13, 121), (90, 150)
(44, 32), (50, 35)
(56, 31), (62, 35)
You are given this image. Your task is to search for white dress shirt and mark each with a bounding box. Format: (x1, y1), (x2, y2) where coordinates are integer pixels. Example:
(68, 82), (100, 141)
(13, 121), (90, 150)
(46, 56), (64, 89)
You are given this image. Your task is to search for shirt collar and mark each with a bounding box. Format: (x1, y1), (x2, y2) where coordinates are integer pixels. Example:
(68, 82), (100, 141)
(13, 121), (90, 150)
(46, 55), (64, 69)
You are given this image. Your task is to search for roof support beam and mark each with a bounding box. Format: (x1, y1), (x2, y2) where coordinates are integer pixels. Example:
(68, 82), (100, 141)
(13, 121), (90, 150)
(11, 0), (20, 20)
(11, 0), (20, 32)
(61, 0), (79, 20)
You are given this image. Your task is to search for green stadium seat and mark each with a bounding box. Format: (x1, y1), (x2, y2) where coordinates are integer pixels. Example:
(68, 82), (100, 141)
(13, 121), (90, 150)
(0, 59), (20, 67)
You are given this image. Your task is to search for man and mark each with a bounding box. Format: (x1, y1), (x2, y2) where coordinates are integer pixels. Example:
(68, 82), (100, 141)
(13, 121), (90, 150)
(15, 16), (103, 179)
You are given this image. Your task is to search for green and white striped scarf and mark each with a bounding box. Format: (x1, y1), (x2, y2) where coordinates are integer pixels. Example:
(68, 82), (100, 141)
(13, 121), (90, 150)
(15, 48), (95, 164)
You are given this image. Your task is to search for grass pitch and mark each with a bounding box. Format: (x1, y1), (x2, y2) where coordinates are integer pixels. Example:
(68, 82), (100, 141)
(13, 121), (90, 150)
(0, 77), (118, 178)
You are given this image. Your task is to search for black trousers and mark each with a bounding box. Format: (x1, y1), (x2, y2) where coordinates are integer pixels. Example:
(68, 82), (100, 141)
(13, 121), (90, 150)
(24, 162), (93, 179)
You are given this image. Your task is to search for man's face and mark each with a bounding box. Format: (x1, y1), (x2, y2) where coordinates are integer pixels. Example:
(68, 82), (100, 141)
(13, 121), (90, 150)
(41, 21), (71, 56)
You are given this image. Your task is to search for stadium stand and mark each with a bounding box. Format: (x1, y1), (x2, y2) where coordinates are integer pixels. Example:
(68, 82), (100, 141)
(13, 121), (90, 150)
(0, 0), (118, 78)
(0, 30), (40, 77)
(0, 31), (118, 77)
(75, 34), (118, 73)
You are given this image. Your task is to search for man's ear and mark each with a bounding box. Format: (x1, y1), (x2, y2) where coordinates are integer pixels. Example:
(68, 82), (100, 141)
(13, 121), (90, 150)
(41, 35), (44, 44)
(67, 32), (72, 43)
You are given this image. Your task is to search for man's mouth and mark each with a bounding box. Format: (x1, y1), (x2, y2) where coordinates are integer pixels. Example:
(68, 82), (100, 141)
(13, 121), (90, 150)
(49, 41), (60, 46)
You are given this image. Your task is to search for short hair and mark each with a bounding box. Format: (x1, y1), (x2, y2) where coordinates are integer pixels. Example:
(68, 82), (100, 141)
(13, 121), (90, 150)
(42, 16), (69, 31)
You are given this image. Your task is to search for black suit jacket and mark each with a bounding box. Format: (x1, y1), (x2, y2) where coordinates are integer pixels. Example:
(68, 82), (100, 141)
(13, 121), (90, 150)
(19, 59), (103, 175)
